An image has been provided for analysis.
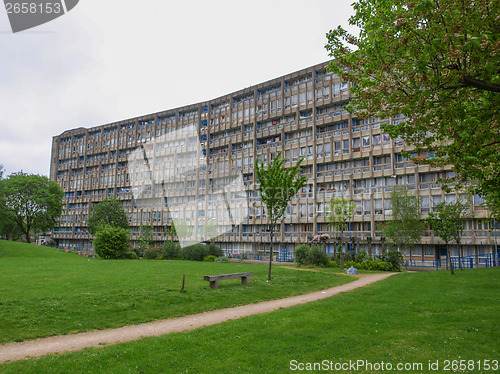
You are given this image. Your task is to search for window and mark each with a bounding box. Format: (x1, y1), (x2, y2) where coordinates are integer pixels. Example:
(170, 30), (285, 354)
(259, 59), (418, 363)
(363, 200), (371, 215)
(421, 196), (430, 213)
(445, 194), (456, 203)
(353, 138), (360, 150)
(362, 136), (370, 147)
(332, 83), (340, 96)
(324, 142), (331, 156)
(432, 195), (442, 207)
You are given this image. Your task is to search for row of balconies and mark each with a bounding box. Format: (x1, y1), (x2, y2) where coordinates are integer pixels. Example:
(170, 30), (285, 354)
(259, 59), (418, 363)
(52, 228), (499, 248)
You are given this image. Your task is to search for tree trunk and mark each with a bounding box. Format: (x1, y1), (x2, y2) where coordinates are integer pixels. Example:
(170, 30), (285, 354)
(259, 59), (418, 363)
(23, 225), (31, 243)
(457, 240), (463, 270)
(268, 223), (274, 281)
(446, 243), (454, 275)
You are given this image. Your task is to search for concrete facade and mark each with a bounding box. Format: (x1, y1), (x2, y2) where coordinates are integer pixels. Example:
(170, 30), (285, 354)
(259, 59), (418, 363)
(50, 61), (498, 261)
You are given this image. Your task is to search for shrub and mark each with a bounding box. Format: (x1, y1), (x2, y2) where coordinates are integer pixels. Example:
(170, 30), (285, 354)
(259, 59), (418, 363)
(162, 241), (181, 259)
(207, 243), (223, 257)
(203, 255), (217, 262)
(144, 246), (162, 260)
(214, 256), (229, 263)
(307, 245), (329, 266)
(182, 243), (209, 261)
(377, 250), (404, 271)
(93, 225), (130, 259)
(123, 250), (138, 260)
(344, 259), (391, 271)
(356, 250), (370, 263)
(295, 244), (329, 266)
(327, 260), (338, 268)
(294, 244), (310, 265)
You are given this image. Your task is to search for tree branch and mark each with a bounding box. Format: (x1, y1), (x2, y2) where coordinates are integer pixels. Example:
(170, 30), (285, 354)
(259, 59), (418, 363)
(461, 75), (500, 93)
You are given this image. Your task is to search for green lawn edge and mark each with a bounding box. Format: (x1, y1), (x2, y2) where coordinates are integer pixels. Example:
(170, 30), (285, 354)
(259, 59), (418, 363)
(1, 268), (498, 373)
(0, 241), (354, 343)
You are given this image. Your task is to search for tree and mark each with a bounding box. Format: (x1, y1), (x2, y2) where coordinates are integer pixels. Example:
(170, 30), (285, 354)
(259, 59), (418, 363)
(87, 198), (129, 236)
(93, 225), (131, 259)
(382, 186), (425, 260)
(0, 164), (4, 180)
(165, 221), (177, 240)
(255, 152), (307, 280)
(325, 0), (500, 217)
(138, 225), (155, 252)
(326, 198), (355, 255)
(426, 199), (470, 274)
(0, 209), (22, 241)
(0, 173), (63, 243)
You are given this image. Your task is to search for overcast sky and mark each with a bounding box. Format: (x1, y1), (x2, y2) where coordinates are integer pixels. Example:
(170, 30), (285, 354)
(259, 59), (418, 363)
(0, 0), (356, 177)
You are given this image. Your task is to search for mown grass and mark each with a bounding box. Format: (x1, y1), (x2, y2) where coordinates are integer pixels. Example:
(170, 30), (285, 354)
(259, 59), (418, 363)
(1, 267), (498, 373)
(0, 241), (352, 344)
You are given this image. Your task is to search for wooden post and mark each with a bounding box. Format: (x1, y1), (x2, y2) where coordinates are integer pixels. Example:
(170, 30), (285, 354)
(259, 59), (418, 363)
(180, 274), (185, 292)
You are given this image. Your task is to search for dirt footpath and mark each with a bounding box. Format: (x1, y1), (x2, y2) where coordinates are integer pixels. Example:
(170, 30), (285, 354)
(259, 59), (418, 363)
(0, 272), (396, 363)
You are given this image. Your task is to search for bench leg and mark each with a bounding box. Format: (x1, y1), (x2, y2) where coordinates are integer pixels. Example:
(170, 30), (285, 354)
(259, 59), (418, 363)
(241, 276), (249, 285)
(210, 280), (219, 289)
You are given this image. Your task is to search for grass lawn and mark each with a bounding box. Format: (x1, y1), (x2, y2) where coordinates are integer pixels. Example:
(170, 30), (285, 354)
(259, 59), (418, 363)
(1, 267), (498, 373)
(0, 241), (352, 344)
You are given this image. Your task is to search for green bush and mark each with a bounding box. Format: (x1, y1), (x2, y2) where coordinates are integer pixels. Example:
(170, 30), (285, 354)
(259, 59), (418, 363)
(294, 244), (329, 266)
(93, 225), (130, 259)
(377, 250), (404, 271)
(214, 256), (229, 263)
(344, 259), (391, 271)
(307, 245), (329, 266)
(124, 250), (138, 260)
(143, 246), (162, 260)
(327, 260), (338, 268)
(203, 255), (217, 262)
(294, 244), (310, 265)
(182, 243), (209, 261)
(207, 243), (223, 257)
(162, 241), (181, 259)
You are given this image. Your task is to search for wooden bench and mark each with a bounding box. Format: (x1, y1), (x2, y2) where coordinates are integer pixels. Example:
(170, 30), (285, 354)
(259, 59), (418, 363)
(203, 272), (254, 289)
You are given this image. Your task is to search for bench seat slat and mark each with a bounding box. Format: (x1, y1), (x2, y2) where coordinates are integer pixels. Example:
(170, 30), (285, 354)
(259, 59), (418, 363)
(203, 272), (254, 288)
(204, 272), (253, 281)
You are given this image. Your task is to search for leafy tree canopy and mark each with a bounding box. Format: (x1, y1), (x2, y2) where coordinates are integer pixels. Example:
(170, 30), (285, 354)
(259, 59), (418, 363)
(0, 172), (64, 243)
(87, 198), (129, 235)
(326, 198), (355, 234)
(255, 152), (307, 224)
(382, 186), (425, 253)
(425, 199), (470, 245)
(326, 0), (500, 216)
(255, 151), (307, 280)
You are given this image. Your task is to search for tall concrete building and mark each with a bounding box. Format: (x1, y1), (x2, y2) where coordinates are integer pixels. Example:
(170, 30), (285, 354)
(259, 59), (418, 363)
(50, 61), (497, 262)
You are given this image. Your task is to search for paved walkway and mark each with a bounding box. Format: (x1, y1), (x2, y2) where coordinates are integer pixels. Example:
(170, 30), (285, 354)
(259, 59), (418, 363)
(0, 272), (396, 363)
